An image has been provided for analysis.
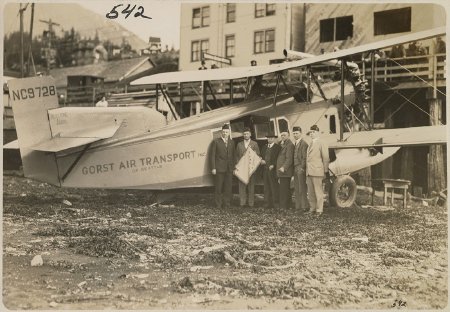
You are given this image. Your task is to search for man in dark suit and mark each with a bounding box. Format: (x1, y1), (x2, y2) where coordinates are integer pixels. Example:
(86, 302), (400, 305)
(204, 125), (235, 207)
(292, 126), (309, 212)
(261, 132), (281, 209)
(235, 127), (260, 208)
(210, 124), (235, 210)
(276, 131), (294, 210)
(306, 125), (330, 216)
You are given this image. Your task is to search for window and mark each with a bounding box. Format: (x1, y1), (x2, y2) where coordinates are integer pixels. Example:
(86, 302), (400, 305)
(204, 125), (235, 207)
(320, 16), (353, 43)
(191, 41), (200, 62)
(374, 7), (411, 35)
(265, 30), (275, 53)
(255, 121), (276, 139)
(254, 31), (264, 54)
(277, 118), (289, 133)
(266, 3), (276, 16)
(329, 115), (336, 134)
(191, 39), (209, 62)
(335, 16), (353, 40)
(225, 35), (235, 58)
(202, 7), (210, 27)
(230, 121), (245, 137)
(255, 3), (265, 17)
(226, 3), (236, 23)
(192, 6), (210, 28)
(201, 40), (209, 56)
(254, 29), (275, 54)
(320, 19), (334, 42)
(255, 3), (276, 17)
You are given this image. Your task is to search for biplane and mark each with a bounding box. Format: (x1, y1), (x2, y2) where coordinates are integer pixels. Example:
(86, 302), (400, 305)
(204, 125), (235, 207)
(7, 26), (446, 208)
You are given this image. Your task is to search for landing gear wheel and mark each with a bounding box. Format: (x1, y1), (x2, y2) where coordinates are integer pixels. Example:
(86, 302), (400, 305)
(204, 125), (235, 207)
(330, 175), (357, 208)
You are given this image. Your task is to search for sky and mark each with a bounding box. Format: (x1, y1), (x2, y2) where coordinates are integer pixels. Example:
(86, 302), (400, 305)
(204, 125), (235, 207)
(79, 1), (181, 49)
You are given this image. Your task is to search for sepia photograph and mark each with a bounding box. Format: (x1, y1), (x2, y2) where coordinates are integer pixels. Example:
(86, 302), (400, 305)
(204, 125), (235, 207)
(2, 0), (448, 309)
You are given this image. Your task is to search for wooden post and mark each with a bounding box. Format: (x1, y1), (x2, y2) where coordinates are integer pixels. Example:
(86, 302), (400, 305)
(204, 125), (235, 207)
(306, 66), (311, 103)
(370, 52), (376, 129)
(339, 60), (345, 141)
(381, 105), (394, 179)
(202, 81), (207, 111)
(19, 4), (24, 78)
(273, 74), (280, 108)
(229, 79), (233, 105)
(179, 82), (184, 117)
(427, 89), (446, 195)
(400, 109), (414, 182)
(156, 84), (159, 111)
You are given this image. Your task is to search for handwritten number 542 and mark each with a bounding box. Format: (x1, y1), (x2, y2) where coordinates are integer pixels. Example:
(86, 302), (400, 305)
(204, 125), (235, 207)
(106, 4), (152, 20)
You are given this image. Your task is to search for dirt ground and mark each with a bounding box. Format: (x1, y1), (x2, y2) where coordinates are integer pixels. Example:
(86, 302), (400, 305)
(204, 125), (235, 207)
(2, 173), (448, 310)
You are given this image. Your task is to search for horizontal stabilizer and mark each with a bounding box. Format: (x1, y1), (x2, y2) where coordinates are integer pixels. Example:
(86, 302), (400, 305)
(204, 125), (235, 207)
(31, 124), (120, 152)
(3, 140), (19, 149)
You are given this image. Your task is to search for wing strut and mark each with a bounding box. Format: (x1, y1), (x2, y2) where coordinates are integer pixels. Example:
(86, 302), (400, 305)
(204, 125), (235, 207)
(340, 60), (345, 141)
(161, 87), (179, 120)
(370, 51), (376, 129)
(229, 79), (234, 105)
(273, 73), (281, 108)
(310, 69), (327, 100)
(306, 65), (311, 103)
(157, 83), (180, 120)
(206, 81), (223, 108)
(279, 73), (294, 99)
(61, 143), (92, 181)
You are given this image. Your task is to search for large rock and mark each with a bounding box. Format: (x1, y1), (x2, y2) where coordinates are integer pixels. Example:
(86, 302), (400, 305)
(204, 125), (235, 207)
(31, 255), (43, 266)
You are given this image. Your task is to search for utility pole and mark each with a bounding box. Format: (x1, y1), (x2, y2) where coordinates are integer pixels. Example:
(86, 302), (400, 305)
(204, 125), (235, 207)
(27, 3), (35, 76)
(19, 4), (27, 77)
(39, 18), (60, 73)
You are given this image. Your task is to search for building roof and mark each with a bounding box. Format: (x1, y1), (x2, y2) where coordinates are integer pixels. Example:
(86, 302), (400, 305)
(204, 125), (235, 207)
(149, 37), (161, 43)
(49, 56), (155, 88)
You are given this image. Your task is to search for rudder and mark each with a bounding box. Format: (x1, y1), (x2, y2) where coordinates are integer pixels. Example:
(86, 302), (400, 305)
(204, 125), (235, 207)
(8, 76), (61, 186)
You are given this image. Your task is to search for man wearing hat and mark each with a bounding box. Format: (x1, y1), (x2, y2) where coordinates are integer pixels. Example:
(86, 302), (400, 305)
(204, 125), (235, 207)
(276, 131), (294, 210)
(235, 127), (260, 208)
(306, 125), (330, 216)
(261, 131), (281, 209)
(292, 126), (309, 212)
(210, 124), (235, 210)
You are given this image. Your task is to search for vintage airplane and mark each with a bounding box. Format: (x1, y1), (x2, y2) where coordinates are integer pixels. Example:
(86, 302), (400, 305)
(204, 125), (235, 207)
(7, 26), (446, 208)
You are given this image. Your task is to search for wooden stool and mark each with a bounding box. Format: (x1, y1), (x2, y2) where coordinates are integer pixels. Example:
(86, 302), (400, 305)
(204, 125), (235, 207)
(382, 179), (411, 208)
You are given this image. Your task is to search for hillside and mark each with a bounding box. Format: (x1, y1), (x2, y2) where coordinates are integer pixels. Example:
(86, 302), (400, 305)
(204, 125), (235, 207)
(3, 3), (147, 50)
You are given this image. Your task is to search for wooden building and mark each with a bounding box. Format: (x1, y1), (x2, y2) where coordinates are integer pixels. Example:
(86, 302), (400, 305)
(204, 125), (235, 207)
(49, 56), (155, 106)
(302, 3), (446, 195)
(303, 3), (445, 54)
(66, 75), (104, 105)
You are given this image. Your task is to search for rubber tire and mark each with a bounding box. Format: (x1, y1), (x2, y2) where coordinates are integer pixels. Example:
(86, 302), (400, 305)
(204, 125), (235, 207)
(330, 175), (357, 208)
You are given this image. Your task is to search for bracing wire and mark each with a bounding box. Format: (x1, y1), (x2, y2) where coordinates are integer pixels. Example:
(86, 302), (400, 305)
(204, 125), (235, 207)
(388, 57), (447, 98)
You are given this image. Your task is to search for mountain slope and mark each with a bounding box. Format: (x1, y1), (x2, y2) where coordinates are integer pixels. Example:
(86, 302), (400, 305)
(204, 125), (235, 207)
(3, 3), (147, 50)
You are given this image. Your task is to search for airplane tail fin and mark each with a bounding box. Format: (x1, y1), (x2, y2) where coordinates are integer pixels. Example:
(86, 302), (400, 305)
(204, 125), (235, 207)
(8, 76), (61, 186)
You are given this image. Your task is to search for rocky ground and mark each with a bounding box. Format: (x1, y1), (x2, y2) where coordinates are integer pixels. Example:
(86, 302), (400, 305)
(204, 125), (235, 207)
(2, 173), (448, 310)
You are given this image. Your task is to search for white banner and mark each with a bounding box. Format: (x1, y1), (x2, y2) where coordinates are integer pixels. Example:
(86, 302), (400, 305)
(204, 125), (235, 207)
(234, 147), (261, 185)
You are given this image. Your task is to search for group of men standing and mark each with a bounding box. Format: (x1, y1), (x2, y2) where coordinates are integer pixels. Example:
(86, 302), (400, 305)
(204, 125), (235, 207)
(210, 124), (329, 215)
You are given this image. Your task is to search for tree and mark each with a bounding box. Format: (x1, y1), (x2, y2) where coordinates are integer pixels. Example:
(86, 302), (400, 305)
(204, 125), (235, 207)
(3, 31), (44, 72)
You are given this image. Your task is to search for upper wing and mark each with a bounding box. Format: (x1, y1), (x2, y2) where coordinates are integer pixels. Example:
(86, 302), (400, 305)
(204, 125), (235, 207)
(131, 26), (445, 85)
(325, 125), (447, 149)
